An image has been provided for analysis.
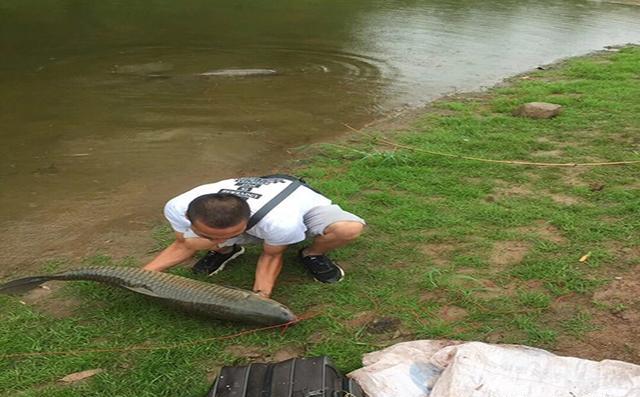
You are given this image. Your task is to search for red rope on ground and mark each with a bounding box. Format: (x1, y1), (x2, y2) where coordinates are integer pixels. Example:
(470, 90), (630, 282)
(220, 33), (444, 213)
(1, 314), (318, 360)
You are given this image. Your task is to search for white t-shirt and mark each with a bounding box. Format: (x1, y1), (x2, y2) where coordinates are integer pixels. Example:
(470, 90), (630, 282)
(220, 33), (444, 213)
(164, 177), (332, 246)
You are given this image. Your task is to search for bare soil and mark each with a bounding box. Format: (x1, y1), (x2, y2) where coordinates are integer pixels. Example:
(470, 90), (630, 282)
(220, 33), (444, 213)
(0, 153), (293, 280)
(552, 265), (640, 364)
(19, 283), (81, 318)
(490, 240), (532, 268)
(514, 220), (567, 244)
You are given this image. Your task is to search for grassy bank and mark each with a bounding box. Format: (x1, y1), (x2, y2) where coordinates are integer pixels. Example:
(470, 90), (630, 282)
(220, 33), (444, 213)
(1, 46), (639, 396)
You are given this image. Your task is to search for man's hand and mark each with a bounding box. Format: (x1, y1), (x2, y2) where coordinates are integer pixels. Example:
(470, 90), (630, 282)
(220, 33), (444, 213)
(252, 243), (288, 298)
(253, 290), (271, 299)
(143, 233), (217, 271)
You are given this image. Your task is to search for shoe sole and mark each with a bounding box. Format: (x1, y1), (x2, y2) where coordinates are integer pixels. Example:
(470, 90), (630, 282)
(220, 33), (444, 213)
(312, 264), (345, 284)
(207, 246), (246, 276)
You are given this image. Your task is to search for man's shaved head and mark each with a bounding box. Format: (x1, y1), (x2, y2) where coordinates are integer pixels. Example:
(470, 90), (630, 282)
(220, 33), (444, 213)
(186, 193), (250, 228)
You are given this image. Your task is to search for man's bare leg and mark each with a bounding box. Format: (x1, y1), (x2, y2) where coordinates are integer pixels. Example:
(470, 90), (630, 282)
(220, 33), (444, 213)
(303, 221), (364, 256)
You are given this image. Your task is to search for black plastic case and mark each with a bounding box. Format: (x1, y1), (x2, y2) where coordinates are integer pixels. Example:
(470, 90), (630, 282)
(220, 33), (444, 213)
(206, 356), (364, 397)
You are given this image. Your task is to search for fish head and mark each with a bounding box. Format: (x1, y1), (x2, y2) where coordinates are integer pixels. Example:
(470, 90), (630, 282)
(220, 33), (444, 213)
(252, 298), (297, 325)
(274, 303), (298, 323)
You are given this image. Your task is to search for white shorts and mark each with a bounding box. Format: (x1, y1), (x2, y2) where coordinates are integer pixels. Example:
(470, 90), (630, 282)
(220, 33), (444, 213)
(220, 204), (365, 247)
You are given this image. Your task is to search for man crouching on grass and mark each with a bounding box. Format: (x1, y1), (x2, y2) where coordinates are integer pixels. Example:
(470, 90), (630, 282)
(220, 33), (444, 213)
(143, 175), (365, 298)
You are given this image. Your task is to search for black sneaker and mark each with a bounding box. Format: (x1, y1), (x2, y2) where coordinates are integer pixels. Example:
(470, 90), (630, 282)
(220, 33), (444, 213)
(298, 248), (345, 283)
(192, 245), (245, 276)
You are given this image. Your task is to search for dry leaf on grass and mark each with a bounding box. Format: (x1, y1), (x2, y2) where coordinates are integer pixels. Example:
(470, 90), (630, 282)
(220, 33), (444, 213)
(59, 369), (104, 383)
(579, 252), (592, 262)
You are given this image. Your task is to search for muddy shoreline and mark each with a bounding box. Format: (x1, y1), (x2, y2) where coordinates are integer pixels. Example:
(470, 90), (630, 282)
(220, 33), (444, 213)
(0, 126), (364, 279)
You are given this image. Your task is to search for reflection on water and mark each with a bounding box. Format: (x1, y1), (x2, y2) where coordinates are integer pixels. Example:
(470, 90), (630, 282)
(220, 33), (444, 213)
(1, 0), (639, 264)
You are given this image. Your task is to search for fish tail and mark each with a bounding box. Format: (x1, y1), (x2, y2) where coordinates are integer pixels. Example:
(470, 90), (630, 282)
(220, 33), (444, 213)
(0, 276), (53, 294)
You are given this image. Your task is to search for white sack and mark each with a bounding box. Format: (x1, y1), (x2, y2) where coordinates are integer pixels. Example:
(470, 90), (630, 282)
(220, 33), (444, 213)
(348, 340), (640, 397)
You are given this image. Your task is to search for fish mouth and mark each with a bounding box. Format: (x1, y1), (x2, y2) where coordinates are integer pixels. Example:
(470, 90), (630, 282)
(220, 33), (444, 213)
(267, 306), (297, 324)
(282, 310), (298, 323)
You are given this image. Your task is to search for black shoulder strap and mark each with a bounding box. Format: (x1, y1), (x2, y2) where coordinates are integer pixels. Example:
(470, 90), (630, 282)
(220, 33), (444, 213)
(246, 180), (302, 230)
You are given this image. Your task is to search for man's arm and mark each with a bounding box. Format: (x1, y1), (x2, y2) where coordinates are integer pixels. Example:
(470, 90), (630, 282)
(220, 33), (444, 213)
(253, 243), (288, 298)
(143, 233), (215, 271)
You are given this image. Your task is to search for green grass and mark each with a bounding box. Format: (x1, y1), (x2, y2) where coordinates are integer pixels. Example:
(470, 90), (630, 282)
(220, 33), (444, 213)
(2, 46), (639, 396)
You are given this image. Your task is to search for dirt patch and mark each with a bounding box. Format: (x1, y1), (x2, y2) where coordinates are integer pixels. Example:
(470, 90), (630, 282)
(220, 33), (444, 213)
(552, 269), (640, 364)
(490, 241), (531, 268)
(0, 209), (158, 280)
(420, 290), (445, 303)
(420, 243), (456, 266)
(593, 267), (640, 307)
(549, 294), (581, 317)
(17, 282), (81, 318)
(388, 261), (411, 269)
(546, 192), (581, 205)
(438, 305), (468, 322)
(307, 330), (328, 345)
(365, 317), (402, 334)
(559, 167), (590, 188)
(493, 184), (534, 199)
(599, 216), (622, 224)
(268, 345), (306, 362)
(604, 242), (640, 265)
(514, 220), (567, 245)
(531, 150), (564, 158)
(554, 309), (640, 364)
(345, 310), (379, 329)
(474, 279), (518, 299)
(521, 279), (545, 290)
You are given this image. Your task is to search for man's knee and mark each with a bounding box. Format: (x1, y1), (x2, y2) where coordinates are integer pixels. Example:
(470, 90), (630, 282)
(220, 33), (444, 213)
(324, 221), (365, 241)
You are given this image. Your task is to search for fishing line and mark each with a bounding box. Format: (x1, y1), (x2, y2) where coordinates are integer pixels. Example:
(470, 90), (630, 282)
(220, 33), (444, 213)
(342, 123), (640, 167)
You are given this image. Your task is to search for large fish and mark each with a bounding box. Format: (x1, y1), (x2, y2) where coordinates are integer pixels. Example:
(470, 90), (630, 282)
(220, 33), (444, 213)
(0, 267), (296, 325)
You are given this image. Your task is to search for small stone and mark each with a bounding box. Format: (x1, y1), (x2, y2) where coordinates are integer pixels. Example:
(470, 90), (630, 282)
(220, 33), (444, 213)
(513, 102), (563, 119)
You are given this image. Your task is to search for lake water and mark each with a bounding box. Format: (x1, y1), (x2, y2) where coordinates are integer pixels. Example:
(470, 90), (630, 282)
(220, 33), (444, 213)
(1, 0), (639, 270)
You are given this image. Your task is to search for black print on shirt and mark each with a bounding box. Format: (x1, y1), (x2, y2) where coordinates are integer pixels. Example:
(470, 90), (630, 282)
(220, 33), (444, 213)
(217, 189), (262, 200)
(218, 177), (288, 200)
(235, 177), (287, 190)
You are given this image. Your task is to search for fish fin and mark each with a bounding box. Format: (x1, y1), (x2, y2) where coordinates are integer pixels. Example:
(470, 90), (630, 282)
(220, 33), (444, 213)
(123, 284), (160, 297)
(0, 276), (52, 295)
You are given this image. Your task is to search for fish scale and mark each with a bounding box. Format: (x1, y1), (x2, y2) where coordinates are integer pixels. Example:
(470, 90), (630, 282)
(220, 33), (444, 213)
(0, 266), (296, 325)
